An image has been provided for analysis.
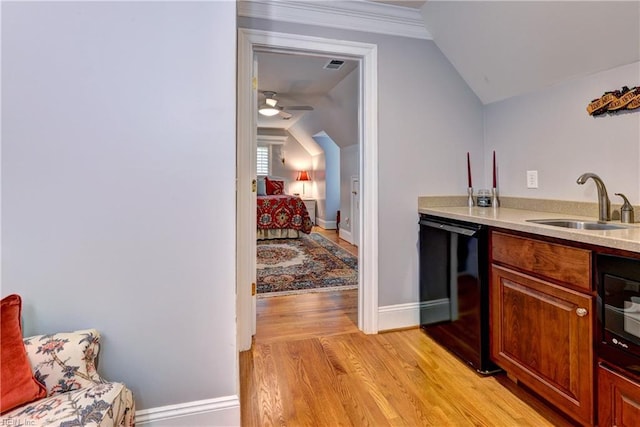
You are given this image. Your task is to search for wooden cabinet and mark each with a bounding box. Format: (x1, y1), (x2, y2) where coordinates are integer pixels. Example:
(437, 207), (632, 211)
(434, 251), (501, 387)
(301, 198), (316, 225)
(598, 363), (640, 427)
(490, 231), (594, 426)
(491, 232), (591, 291)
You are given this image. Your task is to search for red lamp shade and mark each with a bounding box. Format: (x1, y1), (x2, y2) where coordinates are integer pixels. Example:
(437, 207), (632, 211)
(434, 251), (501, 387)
(296, 170), (311, 181)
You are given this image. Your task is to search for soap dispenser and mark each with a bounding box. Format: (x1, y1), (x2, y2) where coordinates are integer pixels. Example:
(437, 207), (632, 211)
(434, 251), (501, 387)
(615, 193), (635, 223)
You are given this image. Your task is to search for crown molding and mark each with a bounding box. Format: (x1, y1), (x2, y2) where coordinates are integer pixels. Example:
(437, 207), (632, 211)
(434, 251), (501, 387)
(237, 1), (432, 40)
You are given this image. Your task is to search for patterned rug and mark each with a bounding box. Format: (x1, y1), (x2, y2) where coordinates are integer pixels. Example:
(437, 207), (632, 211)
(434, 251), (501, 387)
(256, 232), (358, 297)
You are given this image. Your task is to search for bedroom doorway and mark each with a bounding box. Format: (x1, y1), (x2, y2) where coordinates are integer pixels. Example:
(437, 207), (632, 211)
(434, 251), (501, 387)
(237, 29), (379, 351)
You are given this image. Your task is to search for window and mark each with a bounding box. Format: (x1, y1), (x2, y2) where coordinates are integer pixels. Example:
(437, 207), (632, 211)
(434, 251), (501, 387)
(257, 146), (270, 175)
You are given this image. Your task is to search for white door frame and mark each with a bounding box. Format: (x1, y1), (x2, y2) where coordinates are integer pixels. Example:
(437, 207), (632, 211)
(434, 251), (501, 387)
(237, 28), (379, 351)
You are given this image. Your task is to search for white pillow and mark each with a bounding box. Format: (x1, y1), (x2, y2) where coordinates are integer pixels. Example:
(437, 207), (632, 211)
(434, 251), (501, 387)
(257, 177), (266, 196)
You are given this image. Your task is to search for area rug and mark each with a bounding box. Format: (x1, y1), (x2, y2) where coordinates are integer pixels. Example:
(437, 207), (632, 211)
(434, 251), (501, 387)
(256, 232), (358, 297)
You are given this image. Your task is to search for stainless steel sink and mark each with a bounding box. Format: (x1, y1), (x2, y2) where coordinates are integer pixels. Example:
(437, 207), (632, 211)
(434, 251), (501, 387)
(526, 219), (627, 230)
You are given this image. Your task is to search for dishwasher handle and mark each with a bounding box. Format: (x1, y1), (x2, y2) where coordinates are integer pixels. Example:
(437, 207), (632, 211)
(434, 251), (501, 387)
(419, 219), (481, 236)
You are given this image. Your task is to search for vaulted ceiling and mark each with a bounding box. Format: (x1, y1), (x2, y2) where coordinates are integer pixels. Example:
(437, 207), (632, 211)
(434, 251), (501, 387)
(256, 52), (358, 130)
(422, 1), (640, 104)
(243, 0), (640, 132)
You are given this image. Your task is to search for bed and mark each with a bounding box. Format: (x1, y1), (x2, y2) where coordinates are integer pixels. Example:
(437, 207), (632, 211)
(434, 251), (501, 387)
(257, 177), (313, 240)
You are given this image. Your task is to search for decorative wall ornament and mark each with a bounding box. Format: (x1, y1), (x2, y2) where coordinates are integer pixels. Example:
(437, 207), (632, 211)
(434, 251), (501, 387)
(587, 85), (640, 116)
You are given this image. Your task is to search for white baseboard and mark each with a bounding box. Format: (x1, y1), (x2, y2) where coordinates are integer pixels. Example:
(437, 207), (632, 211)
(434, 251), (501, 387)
(316, 218), (336, 230)
(378, 301), (421, 331)
(136, 395), (240, 426)
(338, 228), (353, 244)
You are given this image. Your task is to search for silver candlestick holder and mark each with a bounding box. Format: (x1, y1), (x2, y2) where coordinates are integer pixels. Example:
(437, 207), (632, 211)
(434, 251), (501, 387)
(491, 187), (500, 208)
(467, 187), (475, 207)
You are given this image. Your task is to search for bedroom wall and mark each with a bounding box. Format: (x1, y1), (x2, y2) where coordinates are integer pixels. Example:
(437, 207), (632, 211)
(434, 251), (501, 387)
(270, 134), (314, 195)
(314, 133), (341, 226)
(340, 144), (359, 239)
(311, 152), (326, 210)
(238, 17), (485, 308)
(285, 67), (359, 226)
(2, 2), (238, 422)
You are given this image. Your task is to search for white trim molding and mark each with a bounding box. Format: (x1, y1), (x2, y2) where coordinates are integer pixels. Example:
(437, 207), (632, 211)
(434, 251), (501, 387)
(316, 218), (337, 229)
(136, 396), (240, 426)
(237, 28), (379, 346)
(237, 28), (259, 352)
(339, 228), (353, 244)
(378, 302), (421, 331)
(378, 302), (420, 331)
(378, 300), (455, 331)
(237, 0), (432, 40)
(358, 40), (378, 335)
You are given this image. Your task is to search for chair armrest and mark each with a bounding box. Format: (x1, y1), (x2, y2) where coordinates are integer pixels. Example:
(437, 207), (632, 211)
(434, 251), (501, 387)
(23, 329), (104, 396)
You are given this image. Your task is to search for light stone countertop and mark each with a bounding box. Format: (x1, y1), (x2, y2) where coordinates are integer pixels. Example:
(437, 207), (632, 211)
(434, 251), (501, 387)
(418, 196), (640, 254)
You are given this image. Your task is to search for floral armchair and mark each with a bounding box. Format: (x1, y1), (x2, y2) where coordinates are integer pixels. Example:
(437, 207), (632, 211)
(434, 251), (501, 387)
(1, 327), (135, 426)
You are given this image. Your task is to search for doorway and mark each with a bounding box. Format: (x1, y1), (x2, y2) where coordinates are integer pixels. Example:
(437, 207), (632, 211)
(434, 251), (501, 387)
(237, 29), (379, 351)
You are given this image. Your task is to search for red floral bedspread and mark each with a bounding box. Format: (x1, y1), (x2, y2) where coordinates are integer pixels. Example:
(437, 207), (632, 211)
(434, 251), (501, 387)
(257, 195), (312, 234)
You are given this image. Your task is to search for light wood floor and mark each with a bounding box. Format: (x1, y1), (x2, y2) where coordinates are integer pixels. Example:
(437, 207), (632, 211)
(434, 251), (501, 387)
(312, 226), (358, 256)
(240, 229), (574, 426)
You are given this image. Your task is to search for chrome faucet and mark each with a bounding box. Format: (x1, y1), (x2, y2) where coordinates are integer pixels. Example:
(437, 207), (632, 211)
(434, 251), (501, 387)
(576, 172), (611, 221)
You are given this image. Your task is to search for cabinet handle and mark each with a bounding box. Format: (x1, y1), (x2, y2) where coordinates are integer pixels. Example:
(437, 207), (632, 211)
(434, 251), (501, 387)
(576, 307), (588, 317)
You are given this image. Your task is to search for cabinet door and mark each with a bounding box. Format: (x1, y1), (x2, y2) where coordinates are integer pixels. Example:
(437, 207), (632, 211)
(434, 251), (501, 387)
(491, 265), (594, 425)
(598, 363), (640, 427)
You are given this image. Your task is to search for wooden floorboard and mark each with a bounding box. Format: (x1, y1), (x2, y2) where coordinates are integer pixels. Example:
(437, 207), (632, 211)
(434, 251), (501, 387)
(241, 229), (575, 426)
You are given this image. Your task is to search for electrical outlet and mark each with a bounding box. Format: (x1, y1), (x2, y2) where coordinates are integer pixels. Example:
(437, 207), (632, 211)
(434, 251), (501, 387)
(526, 170), (539, 189)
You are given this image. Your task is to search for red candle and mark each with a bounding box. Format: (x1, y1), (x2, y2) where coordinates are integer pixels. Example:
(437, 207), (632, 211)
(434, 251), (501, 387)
(467, 152), (472, 187)
(492, 150), (497, 188)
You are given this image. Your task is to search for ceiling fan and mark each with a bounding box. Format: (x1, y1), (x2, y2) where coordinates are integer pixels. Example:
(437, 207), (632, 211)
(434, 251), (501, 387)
(258, 91), (314, 119)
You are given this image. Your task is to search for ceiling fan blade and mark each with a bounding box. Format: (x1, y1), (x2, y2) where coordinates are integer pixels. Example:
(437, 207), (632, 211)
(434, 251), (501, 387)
(278, 110), (292, 120)
(265, 98), (278, 107)
(282, 106), (314, 111)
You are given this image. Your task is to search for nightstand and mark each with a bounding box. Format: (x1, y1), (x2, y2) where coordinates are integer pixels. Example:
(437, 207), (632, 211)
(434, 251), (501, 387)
(301, 198), (316, 225)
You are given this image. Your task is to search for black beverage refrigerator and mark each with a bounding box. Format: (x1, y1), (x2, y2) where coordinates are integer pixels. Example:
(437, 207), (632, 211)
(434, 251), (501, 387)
(419, 214), (500, 375)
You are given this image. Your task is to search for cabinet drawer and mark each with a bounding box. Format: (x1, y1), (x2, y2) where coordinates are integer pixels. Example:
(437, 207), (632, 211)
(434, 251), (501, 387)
(491, 231), (591, 291)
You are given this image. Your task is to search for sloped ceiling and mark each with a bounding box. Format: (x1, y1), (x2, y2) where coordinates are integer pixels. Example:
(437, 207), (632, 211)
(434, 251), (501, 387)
(256, 51), (358, 130)
(422, 1), (640, 104)
(242, 1), (640, 109)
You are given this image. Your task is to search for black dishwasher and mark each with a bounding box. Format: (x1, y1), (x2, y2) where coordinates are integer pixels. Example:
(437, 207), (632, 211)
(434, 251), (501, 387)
(419, 214), (500, 375)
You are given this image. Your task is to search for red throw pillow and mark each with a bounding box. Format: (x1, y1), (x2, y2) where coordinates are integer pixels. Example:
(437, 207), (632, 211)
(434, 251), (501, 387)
(1, 294), (47, 414)
(265, 177), (284, 195)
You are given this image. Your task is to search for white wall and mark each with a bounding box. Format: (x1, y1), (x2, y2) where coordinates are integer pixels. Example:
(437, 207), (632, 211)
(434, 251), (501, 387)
(270, 135), (314, 194)
(2, 1), (238, 421)
(485, 62), (640, 204)
(314, 134), (340, 224)
(376, 35), (484, 306)
(238, 17), (485, 307)
(340, 144), (359, 235)
(290, 68), (360, 149)
(311, 153), (326, 215)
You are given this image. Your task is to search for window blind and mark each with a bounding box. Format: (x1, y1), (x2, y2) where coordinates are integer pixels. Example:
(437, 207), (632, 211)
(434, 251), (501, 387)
(257, 146), (270, 175)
